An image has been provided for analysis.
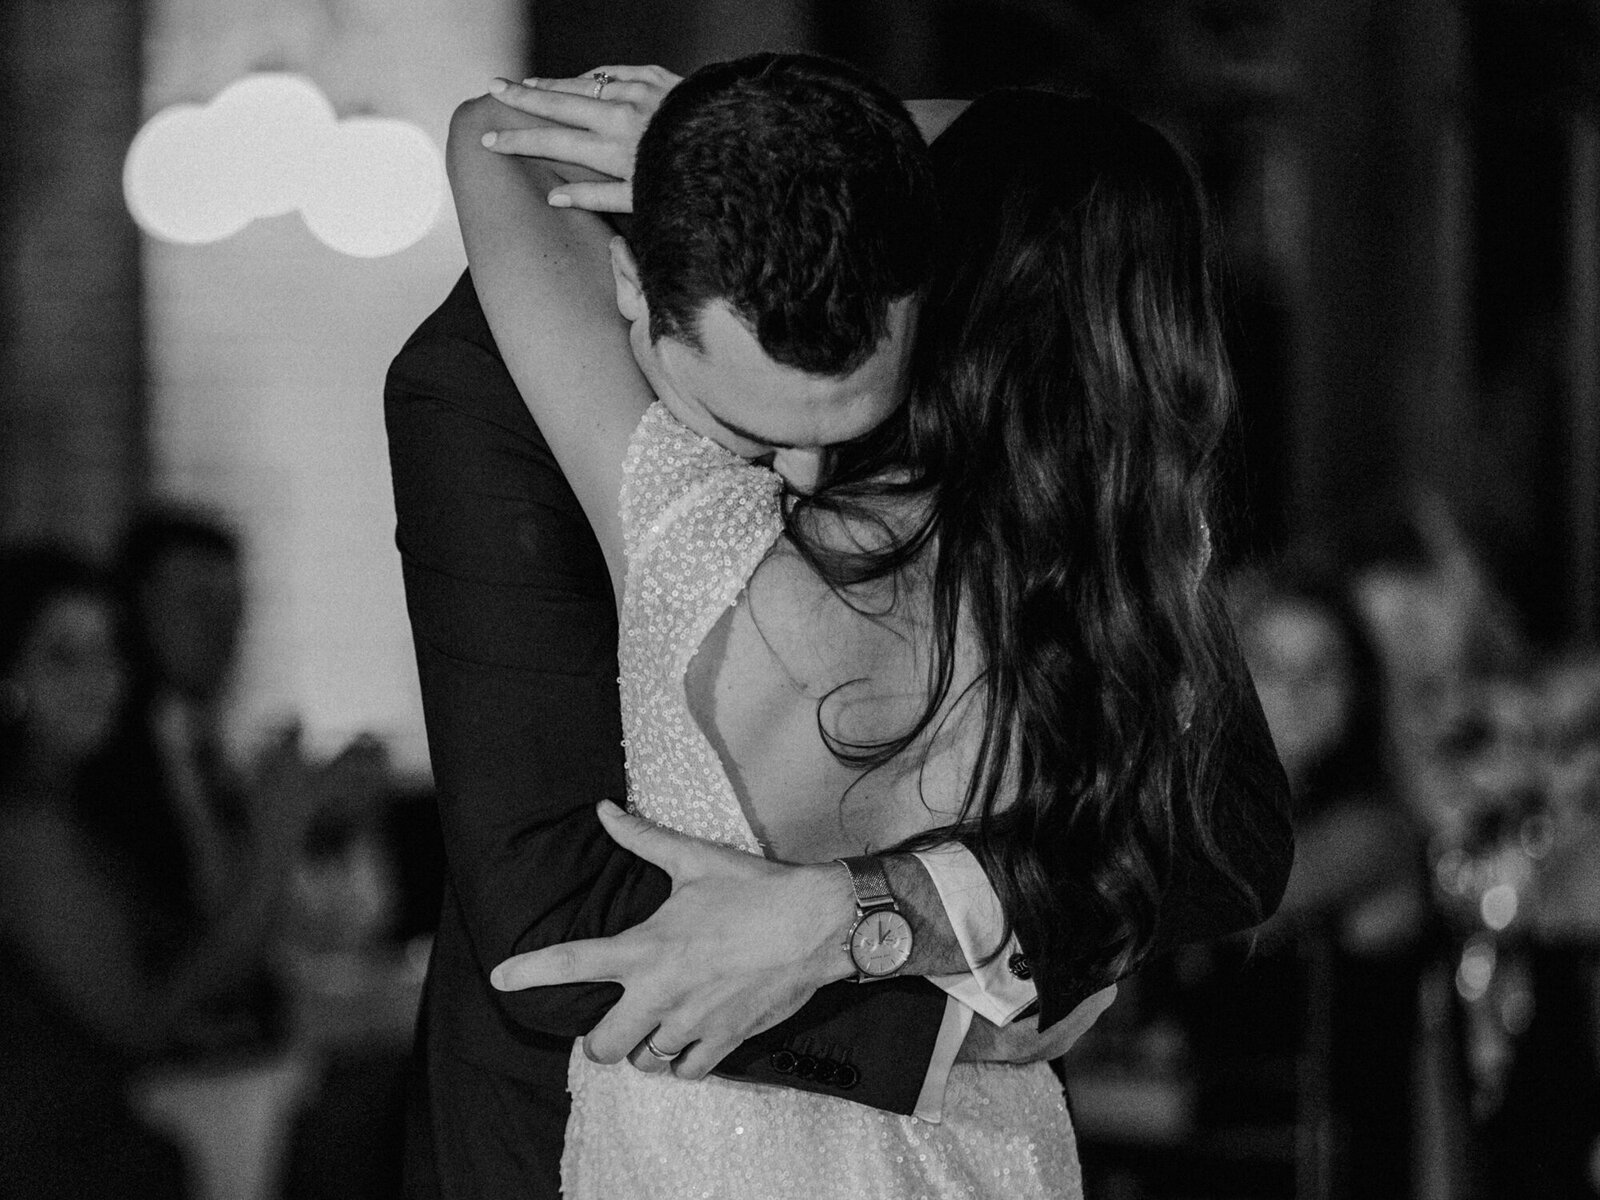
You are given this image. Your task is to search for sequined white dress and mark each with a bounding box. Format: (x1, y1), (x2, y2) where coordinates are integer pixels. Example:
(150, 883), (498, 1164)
(559, 403), (1083, 1199)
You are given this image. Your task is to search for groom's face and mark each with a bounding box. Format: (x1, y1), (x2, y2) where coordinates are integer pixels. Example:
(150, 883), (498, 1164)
(611, 239), (915, 490)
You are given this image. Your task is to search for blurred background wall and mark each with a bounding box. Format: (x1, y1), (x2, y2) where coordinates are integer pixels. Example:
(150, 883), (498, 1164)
(0, 0), (1595, 764)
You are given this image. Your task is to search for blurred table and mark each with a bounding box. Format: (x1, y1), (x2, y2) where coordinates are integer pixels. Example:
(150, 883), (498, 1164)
(131, 939), (427, 1200)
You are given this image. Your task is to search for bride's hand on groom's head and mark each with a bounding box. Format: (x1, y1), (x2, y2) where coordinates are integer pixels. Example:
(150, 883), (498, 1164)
(489, 799), (856, 1081)
(482, 65), (682, 214)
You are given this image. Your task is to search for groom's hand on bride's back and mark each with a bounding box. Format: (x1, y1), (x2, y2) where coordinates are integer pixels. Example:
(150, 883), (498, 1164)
(490, 800), (858, 1081)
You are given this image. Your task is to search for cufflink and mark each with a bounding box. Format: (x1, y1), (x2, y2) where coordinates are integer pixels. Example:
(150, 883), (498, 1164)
(1008, 951), (1033, 980)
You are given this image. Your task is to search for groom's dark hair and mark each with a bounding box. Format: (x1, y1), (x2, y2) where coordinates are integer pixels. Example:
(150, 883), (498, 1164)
(631, 53), (935, 377)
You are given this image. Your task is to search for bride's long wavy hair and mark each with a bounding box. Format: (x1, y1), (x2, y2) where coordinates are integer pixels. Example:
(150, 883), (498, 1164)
(785, 91), (1256, 990)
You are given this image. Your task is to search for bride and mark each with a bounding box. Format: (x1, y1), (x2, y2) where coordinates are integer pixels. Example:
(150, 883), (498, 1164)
(450, 53), (1280, 1198)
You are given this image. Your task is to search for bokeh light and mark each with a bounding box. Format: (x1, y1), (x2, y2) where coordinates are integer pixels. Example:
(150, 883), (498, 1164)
(123, 73), (443, 258)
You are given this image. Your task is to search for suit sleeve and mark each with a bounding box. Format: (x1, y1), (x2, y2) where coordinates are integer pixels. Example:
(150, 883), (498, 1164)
(1149, 645), (1294, 954)
(384, 271), (947, 1113)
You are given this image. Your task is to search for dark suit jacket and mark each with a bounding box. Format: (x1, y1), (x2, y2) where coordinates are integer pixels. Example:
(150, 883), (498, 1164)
(384, 271), (1293, 1196)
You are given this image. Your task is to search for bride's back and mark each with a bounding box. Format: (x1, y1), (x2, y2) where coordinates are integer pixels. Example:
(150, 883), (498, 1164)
(685, 526), (986, 864)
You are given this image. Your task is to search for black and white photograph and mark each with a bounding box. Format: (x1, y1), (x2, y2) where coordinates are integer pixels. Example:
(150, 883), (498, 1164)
(1, 2), (1597, 1198)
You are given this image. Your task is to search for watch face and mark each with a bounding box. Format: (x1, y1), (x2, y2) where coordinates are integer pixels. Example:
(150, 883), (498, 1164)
(850, 910), (913, 977)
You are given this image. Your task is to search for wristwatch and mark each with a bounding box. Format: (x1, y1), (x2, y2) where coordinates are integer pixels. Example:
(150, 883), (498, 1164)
(836, 855), (914, 981)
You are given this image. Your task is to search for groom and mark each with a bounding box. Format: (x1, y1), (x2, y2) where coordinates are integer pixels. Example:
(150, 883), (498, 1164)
(386, 53), (1291, 1199)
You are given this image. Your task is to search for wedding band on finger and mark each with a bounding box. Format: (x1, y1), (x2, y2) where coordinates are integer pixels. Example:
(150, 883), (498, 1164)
(591, 70), (615, 100)
(644, 1034), (680, 1062)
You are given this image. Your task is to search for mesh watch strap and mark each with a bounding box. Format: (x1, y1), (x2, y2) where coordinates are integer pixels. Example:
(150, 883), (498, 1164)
(838, 854), (895, 913)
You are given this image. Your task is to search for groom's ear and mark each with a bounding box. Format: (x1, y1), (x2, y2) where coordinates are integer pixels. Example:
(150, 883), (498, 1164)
(610, 236), (647, 323)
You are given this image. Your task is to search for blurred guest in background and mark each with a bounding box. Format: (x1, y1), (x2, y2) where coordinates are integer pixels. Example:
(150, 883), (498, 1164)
(1235, 564), (1427, 1200)
(1350, 506), (1528, 851)
(276, 734), (427, 1200)
(69, 509), (349, 1200)
(1239, 565), (1424, 953)
(0, 515), (408, 1200)
(0, 544), (189, 1196)
(88, 509), (305, 1063)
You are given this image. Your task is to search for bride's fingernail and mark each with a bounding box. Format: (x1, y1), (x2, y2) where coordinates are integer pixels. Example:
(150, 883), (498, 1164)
(547, 192), (572, 208)
(481, 131), (498, 148)
(488, 77), (509, 94)
(523, 77), (540, 87)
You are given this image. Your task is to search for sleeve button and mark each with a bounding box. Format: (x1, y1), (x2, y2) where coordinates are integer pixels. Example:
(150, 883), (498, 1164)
(769, 1050), (797, 1074)
(1008, 951), (1033, 980)
(792, 1054), (818, 1080)
(832, 1063), (860, 1089)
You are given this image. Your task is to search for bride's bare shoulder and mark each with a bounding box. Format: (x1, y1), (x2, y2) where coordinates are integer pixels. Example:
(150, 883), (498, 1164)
(738, 524), (937, 707)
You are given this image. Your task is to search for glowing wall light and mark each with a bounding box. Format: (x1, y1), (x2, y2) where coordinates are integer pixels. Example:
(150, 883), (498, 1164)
(124, 73), (444, 258)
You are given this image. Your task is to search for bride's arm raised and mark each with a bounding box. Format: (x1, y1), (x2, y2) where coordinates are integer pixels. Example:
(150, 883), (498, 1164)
(447, 91), (649, 605)
(448, 78), (964, 598)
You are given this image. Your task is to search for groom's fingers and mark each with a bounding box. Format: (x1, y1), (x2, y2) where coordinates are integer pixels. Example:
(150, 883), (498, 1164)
(671, 1036), (732, 1082)
(594, 800), (705, 877)
(582, 997), (678, 1065)
(624, 1029), (695, 1075)
(582, 1014), (648, 1065)
(489, 936), (635, 991)
(595, 800), (763, 881)
(624, 1037), (665, 1074)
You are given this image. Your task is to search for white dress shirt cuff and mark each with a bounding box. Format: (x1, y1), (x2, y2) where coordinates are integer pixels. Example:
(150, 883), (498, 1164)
(915, 844), (1038, 1026)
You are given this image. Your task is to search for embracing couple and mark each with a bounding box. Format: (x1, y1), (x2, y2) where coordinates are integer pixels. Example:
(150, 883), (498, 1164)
(385, 53), (1291, 1199)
